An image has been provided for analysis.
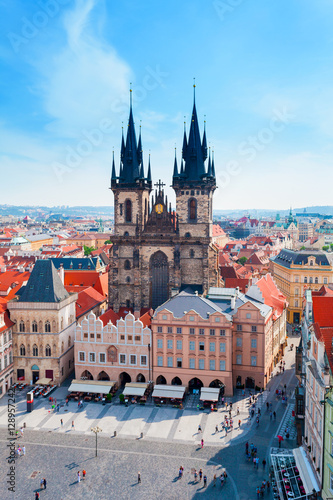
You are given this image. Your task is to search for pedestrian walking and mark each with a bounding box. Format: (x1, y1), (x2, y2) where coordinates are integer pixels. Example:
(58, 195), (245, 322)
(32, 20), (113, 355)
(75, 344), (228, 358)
(60, 419), (63, 427)
(198, 424), (202, 433)
(20, 427), (24, 437)
(220, 474), (224, 486)
(35, 492), (40, 500)
(66, 398), (69, 406)
(213, 473), (216, 486)
(203, 475), (207, 487)
(16, 446), (21, 457)
(77, 471), (81, 483)
(40, 478), (44, 490)
(82, 470), (86, 480)
(72, 420), (74, 430)
(194, 469), (198, 482)
(262, 459), (266, 470)
(215, 425), (219, 433)
(43, 478), (47, 489)
(138, 472), (141, 484)
(253, 457), (256, 469)
(256, 457), (259, 469)
(22, 445), (25, 456)
(238, 419), (241, 428)
(273, 411), (276, 420)
(237, 406), (240, 415)
(270, 411), (272, 420)
(199, 469), (203, 481)
(256, 486), (260, 499)
(245, 441), (249, 454)
(201, 438), (204, 448)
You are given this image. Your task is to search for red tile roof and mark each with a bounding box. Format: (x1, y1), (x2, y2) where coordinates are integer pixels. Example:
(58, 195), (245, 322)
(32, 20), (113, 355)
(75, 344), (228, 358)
(76, 287), (106, 319)
(312, 295), (333, 328)
(255, 273), (287, 319)
(99, 308), (120, 326)
(0, 270), (31, 299)
(212, 225), (226, 237)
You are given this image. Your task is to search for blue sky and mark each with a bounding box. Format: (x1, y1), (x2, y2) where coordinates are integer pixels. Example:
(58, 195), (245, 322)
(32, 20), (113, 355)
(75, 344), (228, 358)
(1, 0), (333, 210)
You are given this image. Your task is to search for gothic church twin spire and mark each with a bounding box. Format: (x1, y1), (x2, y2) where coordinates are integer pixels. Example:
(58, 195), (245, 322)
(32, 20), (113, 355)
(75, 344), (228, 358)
(111, 85), (215, 189)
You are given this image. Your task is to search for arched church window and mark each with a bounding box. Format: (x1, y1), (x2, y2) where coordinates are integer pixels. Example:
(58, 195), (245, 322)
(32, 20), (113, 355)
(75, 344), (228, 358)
(125, 199), (132, 222)
(19, 321), (25, 333)
(189, 198), (197, 220)
(124, 260), (131, 270)
(185, 232), (191, 238)
(45, 321), (51, 333)
(20, 344), (25, 356)
(126, 276), (131, 283)
(124, 231), (129, 237)
(32, 321), (38, 333)
(45, 345), (51, 357)
(33, 344), (38, 356)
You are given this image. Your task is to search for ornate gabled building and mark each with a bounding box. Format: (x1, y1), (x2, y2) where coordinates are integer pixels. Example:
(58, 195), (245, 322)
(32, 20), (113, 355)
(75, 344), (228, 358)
(109, 89), (219, 313)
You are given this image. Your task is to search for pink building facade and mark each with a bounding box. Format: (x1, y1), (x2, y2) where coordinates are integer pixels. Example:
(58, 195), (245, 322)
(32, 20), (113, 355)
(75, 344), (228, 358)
(75, 312), (151, 384)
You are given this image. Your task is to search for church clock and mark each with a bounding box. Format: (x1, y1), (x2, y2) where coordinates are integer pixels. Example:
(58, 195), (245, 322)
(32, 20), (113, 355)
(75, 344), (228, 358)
(155, 203), (163, 214)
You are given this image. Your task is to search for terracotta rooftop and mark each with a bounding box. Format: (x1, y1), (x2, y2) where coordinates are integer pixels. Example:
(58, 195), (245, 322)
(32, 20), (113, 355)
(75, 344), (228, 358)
(76, 287), (106, 319)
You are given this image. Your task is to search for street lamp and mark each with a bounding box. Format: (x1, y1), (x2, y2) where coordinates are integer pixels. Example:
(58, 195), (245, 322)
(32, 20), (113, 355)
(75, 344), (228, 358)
(91, 426), (102, 457)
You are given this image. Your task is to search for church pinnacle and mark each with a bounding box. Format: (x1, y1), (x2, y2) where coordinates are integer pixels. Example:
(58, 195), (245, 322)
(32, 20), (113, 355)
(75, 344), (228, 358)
(111, 88), (152, 189)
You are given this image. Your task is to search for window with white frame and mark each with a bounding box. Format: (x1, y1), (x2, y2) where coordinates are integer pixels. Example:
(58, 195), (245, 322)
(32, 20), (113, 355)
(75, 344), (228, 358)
(251, 326), (257, 333)
(220, 342), (226, 352)
(220, 360), (226, 371)
(119, 354), (126, 364)
(176, 327), (182, 334)
(209, 359), (215, 370)
(210, 329), (215, 336)
(220, 329), (226, 336)
(237, 324), (242, 331)
(79, 351), (85, 362)
(167, 327), (173, 333)
(199, 359), (204, 370)
(157, 339), (163, 349)
(89, 352), (95, 363)
(189, 358), (195, 369)
(236, 354), (242, 365)
(140, 355), (147, 366)
(215, 317), (220, 322)
(167, 356), (173, 367)
(189, 328), (195, 334)
(176, 340), (182, 350)
(157, 356), (163, 367)
(99, 353), (106, 363)
(130, 355), (136, 365)
(324, 277), (328, 284)
(189, 341), (195, 351)
(199, 328), (205, 335)
(246, 313), (251, 319)
(167, 339), (173, 349)
(157, 326), (163, 333)
(251, 356), (257, 366)
(236, 337), (242, 347)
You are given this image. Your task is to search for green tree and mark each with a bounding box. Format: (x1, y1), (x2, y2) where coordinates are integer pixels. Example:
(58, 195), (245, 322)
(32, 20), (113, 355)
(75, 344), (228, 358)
(104, 240), (112, 244)
(238, 256), (248, 265)
(330, 243), (333, 250)
(300, 245), (306, 250)
(84, 245), (95, 256)
(322, 245), (329, 252)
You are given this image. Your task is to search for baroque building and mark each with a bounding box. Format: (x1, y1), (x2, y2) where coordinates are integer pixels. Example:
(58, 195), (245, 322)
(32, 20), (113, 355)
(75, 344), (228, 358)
(109, 90), (219, 313)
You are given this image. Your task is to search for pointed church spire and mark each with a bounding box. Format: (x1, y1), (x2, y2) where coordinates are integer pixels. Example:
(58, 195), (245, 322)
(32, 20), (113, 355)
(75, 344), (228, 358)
(180, 159), (185, 175)
(111, 149), (116, 182)
(182, 119), (187, 160)
(137, 121), (143, 165)
(120, 123), (125, 162)
(212, 150), (216, 178)
(207, 147), (212, 177)
(147, 153), (152, 183)
(202, 118), (207, 161)
(173, 148), (179, 179)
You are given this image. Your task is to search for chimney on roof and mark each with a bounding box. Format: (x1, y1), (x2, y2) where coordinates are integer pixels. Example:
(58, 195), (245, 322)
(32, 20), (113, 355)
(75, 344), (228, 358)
(59, 263), (64, 284)
(231, 295), (236, 310)
(1, 266), (6, 273)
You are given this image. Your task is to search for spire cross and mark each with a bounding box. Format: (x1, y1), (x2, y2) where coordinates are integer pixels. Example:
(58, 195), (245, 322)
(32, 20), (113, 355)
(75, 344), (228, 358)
(154, 179), (166, 192)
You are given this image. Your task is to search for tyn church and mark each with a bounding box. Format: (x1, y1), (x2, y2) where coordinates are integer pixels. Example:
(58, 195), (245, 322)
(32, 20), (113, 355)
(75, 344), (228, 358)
(108, 90), (219, 313)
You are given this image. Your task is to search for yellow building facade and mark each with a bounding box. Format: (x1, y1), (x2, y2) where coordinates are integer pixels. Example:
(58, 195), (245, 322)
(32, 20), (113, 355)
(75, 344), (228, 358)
(271, 250), (333, 324)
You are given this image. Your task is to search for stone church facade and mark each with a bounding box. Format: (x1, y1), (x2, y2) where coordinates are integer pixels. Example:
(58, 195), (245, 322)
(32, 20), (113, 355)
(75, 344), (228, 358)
(108, 90), (219, 314)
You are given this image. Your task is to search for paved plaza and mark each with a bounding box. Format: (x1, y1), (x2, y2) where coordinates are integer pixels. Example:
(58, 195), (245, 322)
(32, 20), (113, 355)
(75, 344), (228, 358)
(0, 334), (300, 499)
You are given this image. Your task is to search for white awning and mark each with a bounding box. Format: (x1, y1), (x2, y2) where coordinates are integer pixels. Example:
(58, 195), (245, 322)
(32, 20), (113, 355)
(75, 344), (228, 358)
(200, 387), (220, 401)
(294, 447), (320, 494)
(152, 385), (185, 399)
(123, 383), (148, 397)
(68, 379), (115, 394)
(36, 378), (52, 385)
